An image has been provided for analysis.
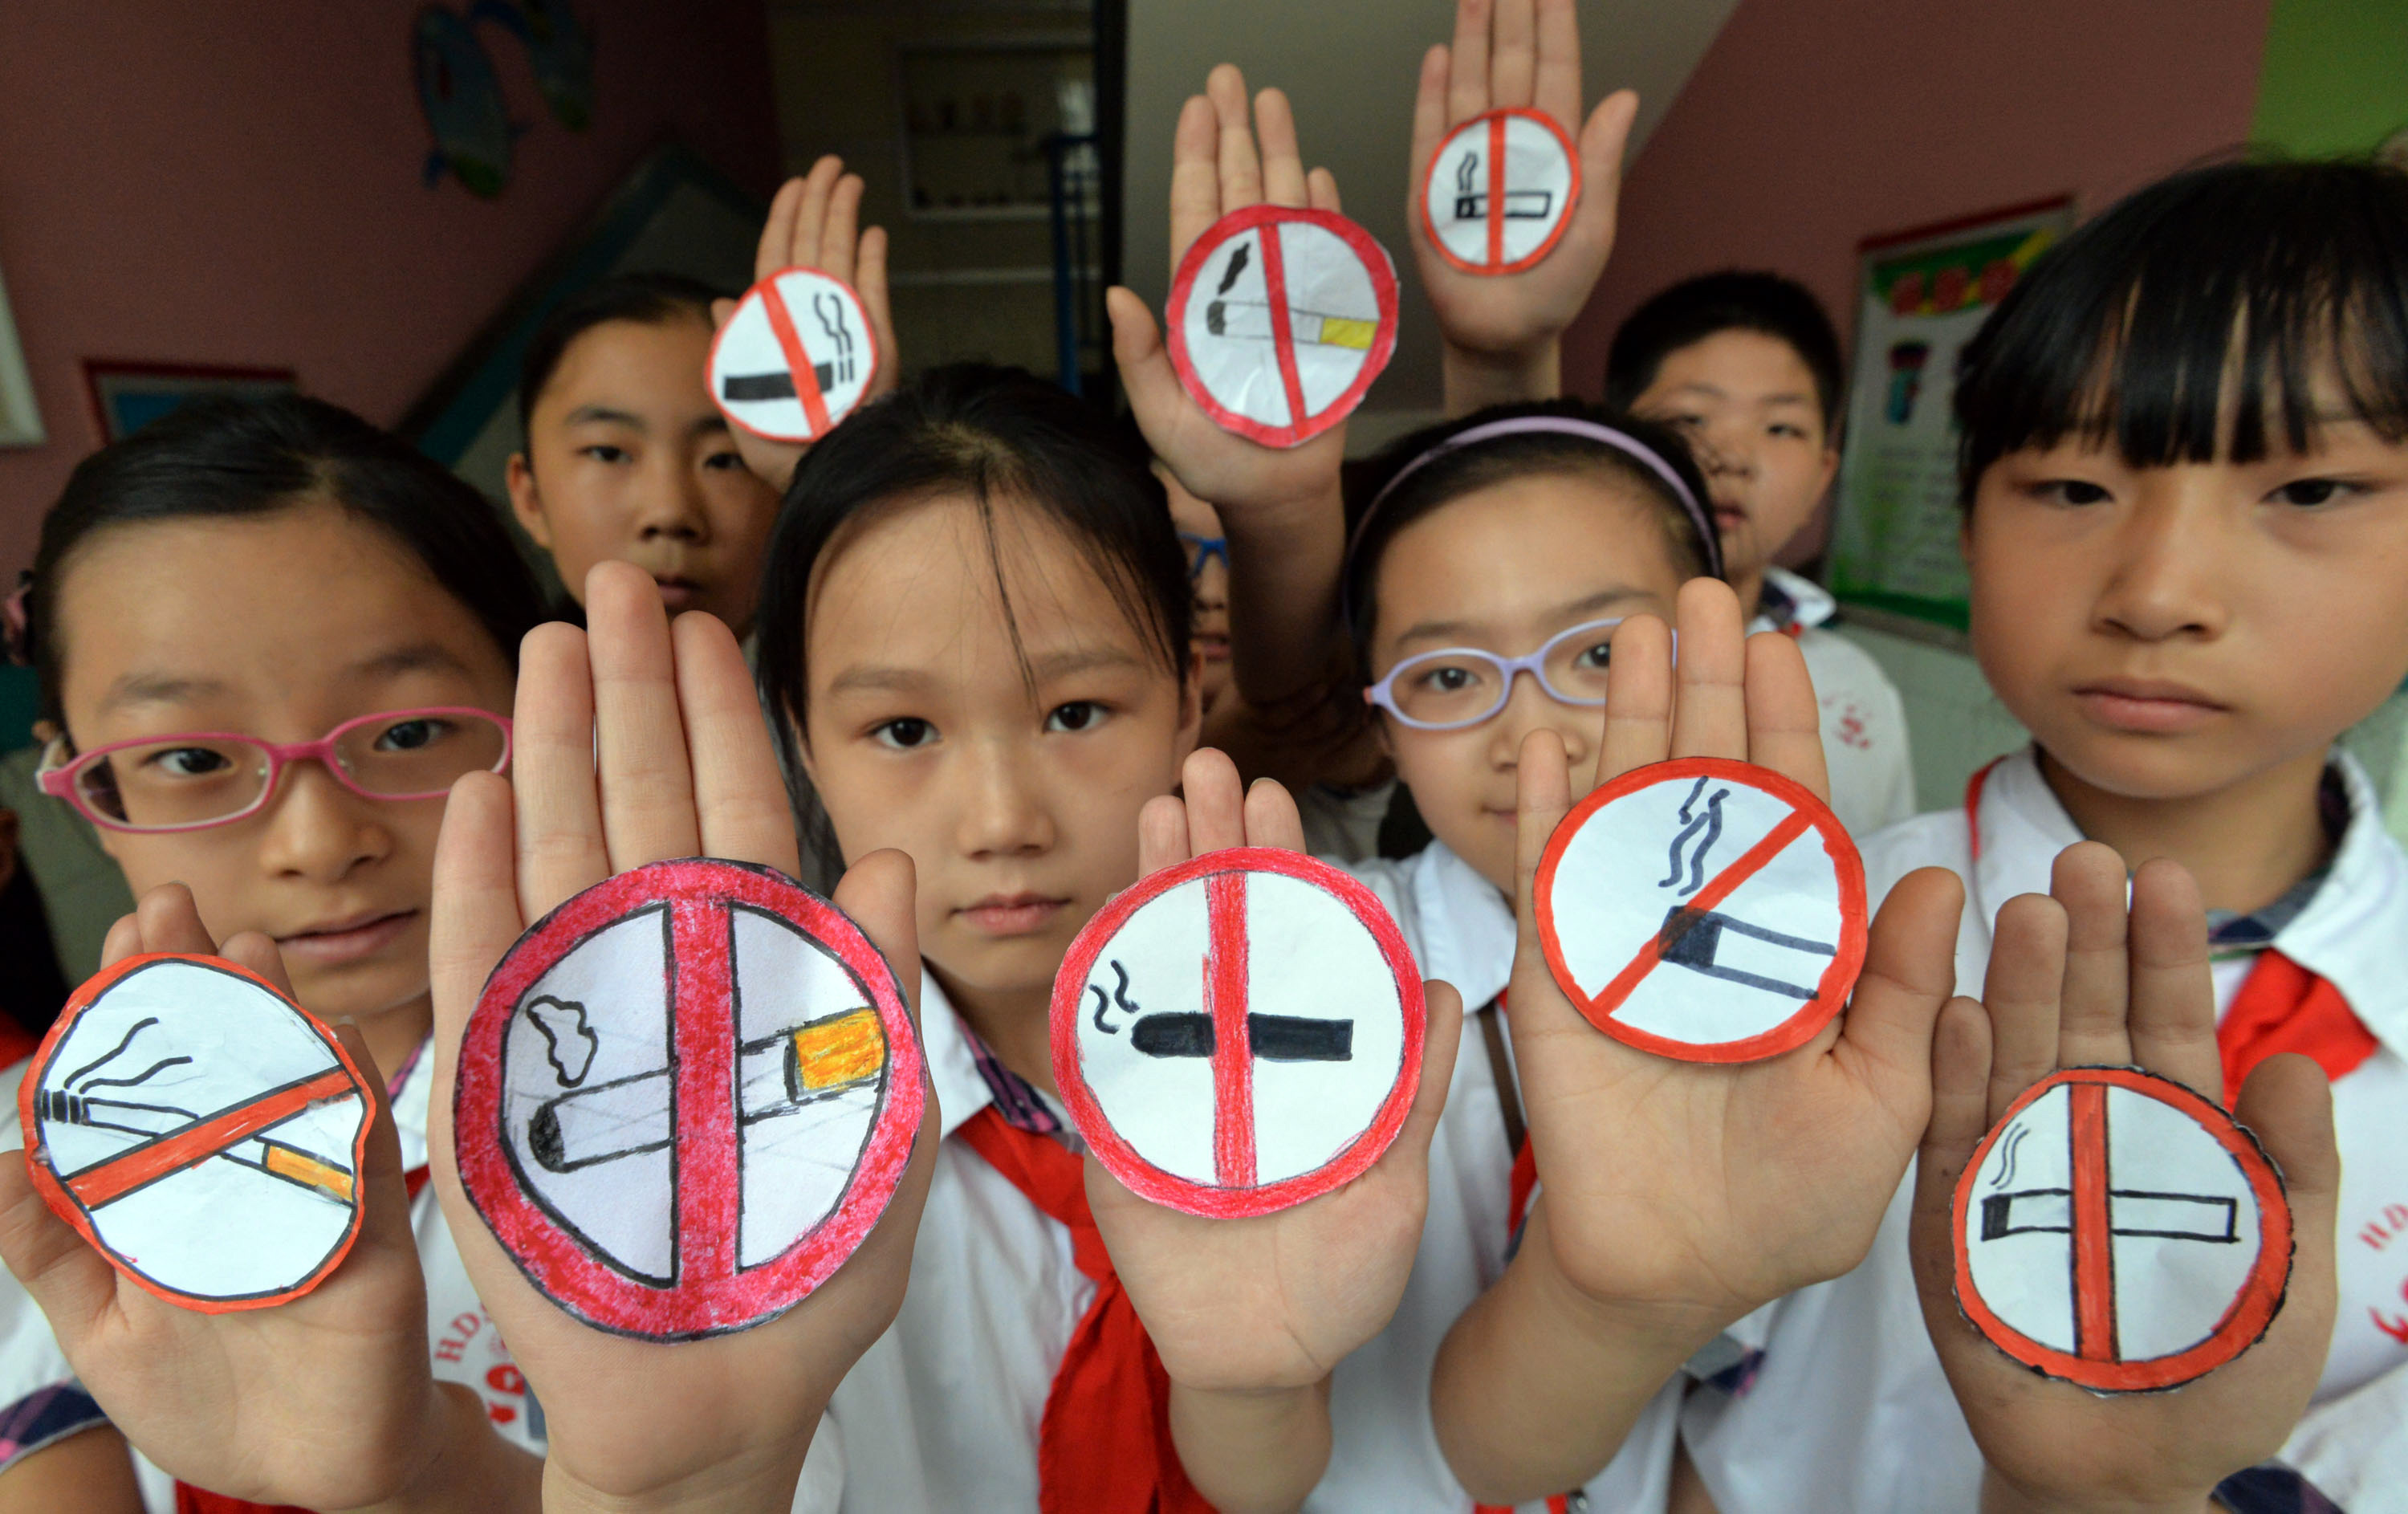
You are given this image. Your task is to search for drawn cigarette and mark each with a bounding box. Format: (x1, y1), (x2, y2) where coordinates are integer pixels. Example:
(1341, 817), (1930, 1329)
(722, 366), (848, 402)
(1129, 1011), (1354, 1062)
(42, 1092), (357, 1205)
(527, 1005), (886, 1174)
(1981, 1188), (2238, 1244)
(1655, 906), (1837, 1001)
(1203, 299), (1377, 350)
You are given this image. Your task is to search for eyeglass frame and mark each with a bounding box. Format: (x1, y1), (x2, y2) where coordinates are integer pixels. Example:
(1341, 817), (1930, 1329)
(1178, 531), (1230, 582)
(35, 706), (515, 834)
(1363, 618), (1669, 731)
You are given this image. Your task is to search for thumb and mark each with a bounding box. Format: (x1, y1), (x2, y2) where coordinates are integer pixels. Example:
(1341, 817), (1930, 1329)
(832, 849), (921, 1040)
(328, 1022), (418, 1267)
(1573, 89), (1637, 249)
(1828, 865), (1960, 1108)
(0, 1148), (120, 1343)
(1108, 287), (1190, 453)
(1390, 980), (1463, 1163)
(710, 296), (736, 334)
(2234, 1052), (2340, 1274)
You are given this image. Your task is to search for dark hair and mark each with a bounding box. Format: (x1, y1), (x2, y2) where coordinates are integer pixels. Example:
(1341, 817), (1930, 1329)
(517, 271), (726, 431)
(1956, 159), (2408, 504)
(1605, 271), (1846, 429)
(755, 364), (1192, 863)
(26, 393), (545, 724)
(1341, 400), (1716, 666)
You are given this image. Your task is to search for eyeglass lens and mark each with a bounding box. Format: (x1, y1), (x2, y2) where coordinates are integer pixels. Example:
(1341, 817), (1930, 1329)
(1386, 624), (1617, 728)
(75, 712), (509, 828)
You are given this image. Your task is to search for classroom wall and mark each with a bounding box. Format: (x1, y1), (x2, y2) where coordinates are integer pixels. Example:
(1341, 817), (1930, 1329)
(0, 0), (782, 583)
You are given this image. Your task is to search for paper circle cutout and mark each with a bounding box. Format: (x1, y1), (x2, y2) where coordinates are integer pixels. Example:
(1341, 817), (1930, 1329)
(1165, 205), (1399, 449)
(454, 857), (923, 1340)
(1533, 757), (1868, 1064)
(1420, 108), (1582, 276)
(1953, 1066), (2291, 1394)
(706, 267), (881, 444)
(1051, 848), (1423, 1217)
(20, 954), (375, 1312)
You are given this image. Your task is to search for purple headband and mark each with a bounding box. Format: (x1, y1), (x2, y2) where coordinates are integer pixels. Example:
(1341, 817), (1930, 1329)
(1342, 417), (1725, 625)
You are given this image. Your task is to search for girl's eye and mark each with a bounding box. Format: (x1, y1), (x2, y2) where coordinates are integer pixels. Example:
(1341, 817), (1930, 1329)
(151, 747), (231, 779)
(1046, 701), (1107, 734)
(1665, 413), (1706, 432)
(872, 718), (936, 751)
(702, 450), (747, 472)
(581, 444), (630, 464)
(1572, 641), (1613, 671)
(1769, 423), (1806, 440)
(2271, 478), (2355, 507)
(1413, 665), (1474, 693)
(2035, 479), (2112, 506)
(373, 718), (447, 752)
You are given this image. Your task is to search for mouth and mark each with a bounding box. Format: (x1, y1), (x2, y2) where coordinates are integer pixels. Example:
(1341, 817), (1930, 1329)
(955, 892), (1072, 937)
(1194, 632), (1230, 663)
(2071, 677), (2228, 734)
(275, 909), (418, 965)
(652, 576), (701, 611)
(1711, 505), (1748, 534)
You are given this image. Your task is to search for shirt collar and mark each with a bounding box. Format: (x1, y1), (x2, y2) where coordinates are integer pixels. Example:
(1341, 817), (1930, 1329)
(389, 1035), (433, 1174)
(1405, 840), (1518, 1009)
(917, 974), (996, 1142)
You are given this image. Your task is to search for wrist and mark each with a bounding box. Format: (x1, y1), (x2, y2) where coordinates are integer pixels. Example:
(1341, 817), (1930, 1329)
(543, 1447), (814, 1514)
(342, 1382), (540, 1514)
(1980, 1470), (2218, 1514)
(1525, 1211), (1742, 1366)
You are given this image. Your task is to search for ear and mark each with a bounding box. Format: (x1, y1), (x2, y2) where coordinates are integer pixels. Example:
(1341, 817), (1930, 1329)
(1815, 442), (1841, 499)
(505, 454), (553, 550)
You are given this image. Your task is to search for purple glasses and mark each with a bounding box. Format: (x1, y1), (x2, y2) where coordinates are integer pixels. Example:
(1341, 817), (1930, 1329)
(1364, 618), (1634, 731)
(37, 707), (513, 833)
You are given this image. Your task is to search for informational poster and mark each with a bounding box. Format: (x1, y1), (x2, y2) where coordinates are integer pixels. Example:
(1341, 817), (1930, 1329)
(1825, 198), (2072, 633)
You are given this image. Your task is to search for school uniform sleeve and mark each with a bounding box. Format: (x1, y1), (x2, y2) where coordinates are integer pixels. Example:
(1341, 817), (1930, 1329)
(0, 1061), (106, 1481)
(2271, 1358), (2408, 1508)
(1796, 629), (1918, 836)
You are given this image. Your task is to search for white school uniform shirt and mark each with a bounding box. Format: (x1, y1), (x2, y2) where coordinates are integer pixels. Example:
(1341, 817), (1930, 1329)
(1753, 567), (1916, 838)
(1681, 747), (2408, 1512)
(1320, 840), (1686, 1514)
(0, 1042), (545, 1512)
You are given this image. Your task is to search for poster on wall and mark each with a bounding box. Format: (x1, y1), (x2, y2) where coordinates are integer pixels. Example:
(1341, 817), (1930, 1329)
(84, 362), (299, 444)
(1824, 197), (2072, 634)
(0, 262), (42, 448)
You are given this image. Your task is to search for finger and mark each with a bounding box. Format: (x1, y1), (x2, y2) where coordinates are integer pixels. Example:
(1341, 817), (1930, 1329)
(857, 226), (899, 398)
(820, 174), (866, 287)
(99, 911), (141, 969)
(1139, 792), (1191, 874)
(1243, 777), (1307, 853)
(1666, 578), (1748, 762)
(1448, 0), (1492, 123)
(1307, 167), (1342, 214)
(710, 296), (736, 333)
(511, 621), (609, 914)
(2233, 1053), (2340, 1231)
(1391, 979), (1465, 1158)
(218, 930), (297, 1001)
(1514, 729), (1574, 930)
(1597, 614), (1673, 783)
(2124, 857), (2222, 1099)
(1207, 64), (1263, 213)
(585, 562), (702, 869)
(791, 155), (844, 271)
(1489, 0), (1537, 108)
(2051, 841), (2134, 1070)
(673, 613), (802, 877)
(758, 174), (807, 277)
(1828, 865), (1959, 1113)
(1570, 91), (1637, 254)
(1253, 88), (1308, 206)
(327, 1022), (415, 1261)
(1979, 893), (2069, 1122)
(1169, 94), (1222, 269)
(0, 1151), (120, 1341)
(430, 771), (525, 1072)
(1409, 45), (1450, 213)
(1531, 0), (1583, 129)
(1741, 630), (1829, 801)
(134, 882), (219, 958)
(1921, 995), (1996, 1171)
(1181, 747), (1249, 854)
(832, 849), (922, 1034)
(1109, 287), (1192, 453)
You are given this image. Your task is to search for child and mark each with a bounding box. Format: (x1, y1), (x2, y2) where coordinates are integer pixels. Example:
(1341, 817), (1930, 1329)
(1608, 271), (1917, 836)
(507, 157), (897, 638)
(1678, 158), (2408, 1512)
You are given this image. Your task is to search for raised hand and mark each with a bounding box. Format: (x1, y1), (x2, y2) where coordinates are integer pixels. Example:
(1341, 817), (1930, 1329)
(1909, 845), (2340, 1514)
(425, 563), (936, 1514)
(1086, 747), (1462, 1513)
(713, 155), (901, 493)
(0, 886), (536, 1512)
(1410, 0), (1639, 412)
(1433, 578), (1964, 1503)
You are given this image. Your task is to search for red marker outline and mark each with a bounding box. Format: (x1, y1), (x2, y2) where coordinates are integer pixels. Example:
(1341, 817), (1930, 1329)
(1420, 108), (1582, 277)
(20, 953), (374, 1313)
(454, 858), (925, 1341)
(1050, 847), (1423, 1218)
(1164, 206), (1399, 450)
(1532, 757), (1868, 1064)
(706, 267), (881, 446)
(1952, 1066), (2292, 1393)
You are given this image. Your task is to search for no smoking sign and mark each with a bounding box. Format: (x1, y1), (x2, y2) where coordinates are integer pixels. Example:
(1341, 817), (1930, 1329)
(1051, 849), (1422, 1217)
(1421, 108), (1581, 276)
(707, 267), (880, 445)
(455, 858), (923, 1340)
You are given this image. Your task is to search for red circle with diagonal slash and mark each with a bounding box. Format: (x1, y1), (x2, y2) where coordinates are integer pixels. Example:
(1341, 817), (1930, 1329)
(1533, 757), (1868, 1064)
(1952, 1066), (2291, 1393)
(19, 952), (375, 1313)
(706, 266), (881, 446)
(454, 858), (923, 1340)
(1419, 108), (1582, 276)
(1050, 848), (1422, 1217)
(1165, 205), (1399, 450)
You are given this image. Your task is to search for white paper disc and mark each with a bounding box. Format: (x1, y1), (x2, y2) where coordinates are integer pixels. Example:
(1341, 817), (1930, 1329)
(1164, 206), (1398, 449)
(1051, 848), (1422, 1217)
(1954, 1066), (2291, 1392)
(1533, 757), (1868, 1063)
(1420, 108), (1581, 275)
(707, 267), (880, 444)
(22, 954), (372, 1309)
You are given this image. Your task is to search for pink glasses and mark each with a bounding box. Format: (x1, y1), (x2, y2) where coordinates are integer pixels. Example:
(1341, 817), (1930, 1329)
(36, 707), (513, 833)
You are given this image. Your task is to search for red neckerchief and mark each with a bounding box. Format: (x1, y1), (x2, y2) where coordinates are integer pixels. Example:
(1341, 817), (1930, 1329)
(956, 1106), (1212, 1514)
(1964, 759), (2377, 1101)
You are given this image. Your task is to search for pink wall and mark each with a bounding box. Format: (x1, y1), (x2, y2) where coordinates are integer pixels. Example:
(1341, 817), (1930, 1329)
(1567, 0), (2273, 412)
(0, 1), (779, 577)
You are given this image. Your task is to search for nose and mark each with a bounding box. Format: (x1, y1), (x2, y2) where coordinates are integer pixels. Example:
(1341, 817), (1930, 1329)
(2092, 483), (2226, 644)
(254, 760), (394, 885)
(1194, 554), (1229, 612)
(954, 735), (1057, 861)
(633, 453), (712, 543)
(1693, 418), (1754, 479)
(1485, 665), (1593, 780)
